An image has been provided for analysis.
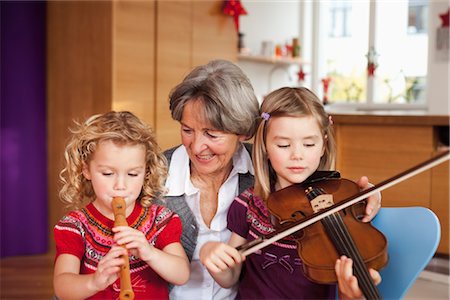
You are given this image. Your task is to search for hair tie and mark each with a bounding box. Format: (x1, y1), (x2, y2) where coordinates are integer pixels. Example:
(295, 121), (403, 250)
(328, 115), (334, 125)
(261, 112), (270, 121)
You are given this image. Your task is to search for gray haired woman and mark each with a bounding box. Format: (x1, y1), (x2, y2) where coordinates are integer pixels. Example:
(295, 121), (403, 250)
(158, 60), (381, 300)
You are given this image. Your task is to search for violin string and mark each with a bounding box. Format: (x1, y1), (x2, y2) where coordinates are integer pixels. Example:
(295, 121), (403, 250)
(324, 213), (379, 299)
(334, 213), (380, 300)
(323, 213), (381, 299)
(327, 212), (380, 300)
(322, 215), (373, 298)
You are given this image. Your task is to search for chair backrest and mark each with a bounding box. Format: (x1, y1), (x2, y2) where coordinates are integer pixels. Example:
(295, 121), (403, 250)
(371, 206), (441, 300)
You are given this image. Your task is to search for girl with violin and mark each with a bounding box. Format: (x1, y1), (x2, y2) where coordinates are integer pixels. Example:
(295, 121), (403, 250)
(199, 87), (381, 299)
(53, 111), (189, 299)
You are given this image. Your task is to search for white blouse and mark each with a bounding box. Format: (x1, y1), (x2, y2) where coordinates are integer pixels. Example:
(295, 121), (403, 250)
(166, 144), (253, 300)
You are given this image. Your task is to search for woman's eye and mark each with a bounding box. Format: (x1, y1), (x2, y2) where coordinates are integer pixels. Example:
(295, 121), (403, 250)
(102, 172), (113, 176)
(277, 144), (289, 148)
(304, 143), (316, 147)
(128, 173), (139, 177)
(182, 128), (192, 134)
(206, 132), (219, 139)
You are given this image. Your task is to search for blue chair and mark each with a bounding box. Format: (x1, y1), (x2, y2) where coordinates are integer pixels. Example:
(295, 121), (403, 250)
(372, 206), (441, 300)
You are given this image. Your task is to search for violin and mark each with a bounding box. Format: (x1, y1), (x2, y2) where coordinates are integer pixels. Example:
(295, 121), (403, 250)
(236, 150), (450, 299)
(268, 172), (387, 299)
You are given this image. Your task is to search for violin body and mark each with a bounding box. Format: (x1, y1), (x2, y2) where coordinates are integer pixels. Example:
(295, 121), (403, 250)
(267, 175), (388, 285)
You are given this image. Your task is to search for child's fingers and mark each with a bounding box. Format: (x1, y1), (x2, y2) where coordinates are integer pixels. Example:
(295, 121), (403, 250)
(336, 256), (362, 299)
(369, 268), (382, 285)
(202, 244), (242, 273)
(114, 231), (147, 248)
(111, 225), (130, 233)
(92, 247), (127, 290)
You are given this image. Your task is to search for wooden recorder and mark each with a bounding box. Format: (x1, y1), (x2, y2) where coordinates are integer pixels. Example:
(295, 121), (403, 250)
(112, 197), (135, 300)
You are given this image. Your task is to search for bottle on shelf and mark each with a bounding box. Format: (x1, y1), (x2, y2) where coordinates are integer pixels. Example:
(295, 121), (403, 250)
(292, 37), (300, 58)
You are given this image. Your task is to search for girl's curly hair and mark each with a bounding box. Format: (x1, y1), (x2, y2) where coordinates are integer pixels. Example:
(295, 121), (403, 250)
(59, 111), (168, 210)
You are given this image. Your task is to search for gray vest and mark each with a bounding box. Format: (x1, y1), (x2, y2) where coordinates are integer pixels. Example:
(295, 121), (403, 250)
(155, 144), (254, 261)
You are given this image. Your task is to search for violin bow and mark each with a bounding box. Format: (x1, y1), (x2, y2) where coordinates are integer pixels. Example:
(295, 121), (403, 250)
(237, 150), (450, 256)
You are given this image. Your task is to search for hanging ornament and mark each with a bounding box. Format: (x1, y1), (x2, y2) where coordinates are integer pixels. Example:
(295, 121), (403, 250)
(439, 8), (449, 27)
(222, 0), (248, 33)
(366, 46), (379, 77)
(321, 77), (332, 105)
(297, 67), (306, 85)
(436, 8), (450, 61)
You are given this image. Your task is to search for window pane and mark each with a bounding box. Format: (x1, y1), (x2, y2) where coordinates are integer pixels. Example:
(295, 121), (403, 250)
(408, 0), (428, 34)
(375, 1), (428, 104)
(322, 1), (370, 103)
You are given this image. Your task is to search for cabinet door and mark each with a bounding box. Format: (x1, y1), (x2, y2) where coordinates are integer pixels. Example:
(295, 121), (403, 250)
(112, 0), (156, 127)
(47, 1), (114, 249)
(430, 156), (449, 254)
(155, 1), (193, 150)
(192, 0), (237, 65)
(335, 124), (434, 208)
(155, 0), (237, 150)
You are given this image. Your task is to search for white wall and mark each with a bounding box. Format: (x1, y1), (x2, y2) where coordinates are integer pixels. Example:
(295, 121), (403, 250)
(239, 1), (301, 100)
(238, 0), (449, 114)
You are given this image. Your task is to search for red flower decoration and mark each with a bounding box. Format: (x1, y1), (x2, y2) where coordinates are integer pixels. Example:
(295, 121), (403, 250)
(222, 0), (247, 33)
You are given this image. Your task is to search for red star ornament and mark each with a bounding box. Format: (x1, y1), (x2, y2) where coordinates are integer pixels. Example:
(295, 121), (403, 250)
(439, 8), (449, 27)
(321, 77), (332, 105)
(297, 67), (306, 82)
(222, 0), (248, 33)
(367, 63), (377, 76)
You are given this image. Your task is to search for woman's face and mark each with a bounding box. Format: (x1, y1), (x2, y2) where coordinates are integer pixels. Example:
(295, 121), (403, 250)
(180, 100), (246, 177)
(265, 115), (325, 190)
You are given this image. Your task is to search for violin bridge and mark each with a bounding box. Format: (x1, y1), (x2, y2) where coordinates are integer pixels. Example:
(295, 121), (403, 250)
(310, 194), (334, 213)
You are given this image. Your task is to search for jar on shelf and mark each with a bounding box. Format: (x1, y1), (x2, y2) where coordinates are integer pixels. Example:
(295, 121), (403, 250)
(292, 38), (300, 58)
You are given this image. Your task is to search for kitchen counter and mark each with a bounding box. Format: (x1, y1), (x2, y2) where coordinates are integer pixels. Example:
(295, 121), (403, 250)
(328, 110), (449, 126)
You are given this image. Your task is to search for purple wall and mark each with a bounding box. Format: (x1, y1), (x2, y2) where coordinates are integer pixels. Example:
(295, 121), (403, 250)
(1, 1), (48, 257)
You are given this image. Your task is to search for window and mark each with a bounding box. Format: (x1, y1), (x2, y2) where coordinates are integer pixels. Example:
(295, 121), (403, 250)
(408, 0), (428, 34)
(329, 1), (352, 38)
(312, 0), (428, 108)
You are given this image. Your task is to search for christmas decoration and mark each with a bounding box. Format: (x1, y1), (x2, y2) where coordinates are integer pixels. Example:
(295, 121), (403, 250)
(321, 77), (332, 105)
(365, 46), (379, 77)
(436, 7), (449, 61)
(297, 67), (306, 84)
(439, 7), (449, 27)
(222, 0), (247, 33)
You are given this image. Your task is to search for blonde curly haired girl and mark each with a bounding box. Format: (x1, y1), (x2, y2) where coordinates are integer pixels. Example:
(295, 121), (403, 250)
(54, 111), (189, 299)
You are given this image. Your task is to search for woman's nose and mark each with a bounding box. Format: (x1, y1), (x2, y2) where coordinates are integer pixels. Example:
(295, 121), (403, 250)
(191, 134), (208, 153)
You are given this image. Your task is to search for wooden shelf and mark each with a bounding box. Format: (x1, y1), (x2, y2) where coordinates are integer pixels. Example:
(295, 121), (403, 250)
(237, 53), (306, 66)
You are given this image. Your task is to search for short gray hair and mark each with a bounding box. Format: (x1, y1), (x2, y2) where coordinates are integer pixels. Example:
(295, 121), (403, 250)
(169, 59), (259, 138)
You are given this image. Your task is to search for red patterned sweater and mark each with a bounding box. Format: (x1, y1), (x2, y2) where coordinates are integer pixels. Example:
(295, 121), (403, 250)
(54, 201), (182, 299)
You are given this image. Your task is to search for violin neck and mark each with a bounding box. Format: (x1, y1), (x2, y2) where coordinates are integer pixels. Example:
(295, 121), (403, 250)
(322, 213), (381, 300)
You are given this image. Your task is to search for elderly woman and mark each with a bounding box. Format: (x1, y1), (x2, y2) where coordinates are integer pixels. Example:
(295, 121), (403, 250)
(160, 60), (381, 300)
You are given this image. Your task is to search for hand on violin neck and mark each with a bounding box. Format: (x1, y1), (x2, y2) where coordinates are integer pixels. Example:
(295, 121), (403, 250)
(356, 176), (381, 222)
(336, 255), (381, 300)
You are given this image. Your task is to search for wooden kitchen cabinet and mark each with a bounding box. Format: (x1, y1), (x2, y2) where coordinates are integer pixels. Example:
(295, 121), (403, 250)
(332, 113), (449, 254)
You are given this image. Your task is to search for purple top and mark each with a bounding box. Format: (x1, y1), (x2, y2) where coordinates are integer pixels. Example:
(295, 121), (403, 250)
(228, 188), (336, 299)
